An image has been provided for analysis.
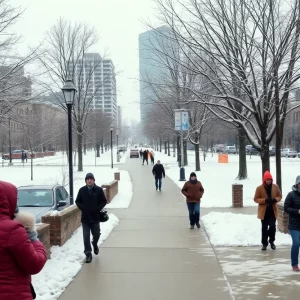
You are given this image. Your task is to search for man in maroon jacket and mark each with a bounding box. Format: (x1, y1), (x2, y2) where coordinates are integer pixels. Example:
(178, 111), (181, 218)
(0, 180), (47, 300)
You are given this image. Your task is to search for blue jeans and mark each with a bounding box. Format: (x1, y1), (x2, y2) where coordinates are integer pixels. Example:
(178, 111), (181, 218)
(290, 230), (300, 266)
(155, 177), (162, 190)
(187, 202), (200, 225)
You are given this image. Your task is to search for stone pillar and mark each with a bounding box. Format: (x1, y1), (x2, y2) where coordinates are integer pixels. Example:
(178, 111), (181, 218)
(114, 172), (120, 181)
(277, 202), (289, 233)
(232, 184), (243, 207)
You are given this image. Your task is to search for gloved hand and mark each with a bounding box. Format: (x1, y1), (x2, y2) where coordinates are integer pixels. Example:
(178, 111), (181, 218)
(27, 230), (39, 242)
(272, 198), (277, 203)
(265, 198), (273, 204)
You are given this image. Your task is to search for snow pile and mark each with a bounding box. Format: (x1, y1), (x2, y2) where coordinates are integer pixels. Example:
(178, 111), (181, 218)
(202, 212), (291, 247)
(32, 214), (119, 300)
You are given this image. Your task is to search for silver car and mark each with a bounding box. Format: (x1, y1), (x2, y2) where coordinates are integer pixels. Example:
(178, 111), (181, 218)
(17, 185), (70, 223)
(281, 148), (297, 158)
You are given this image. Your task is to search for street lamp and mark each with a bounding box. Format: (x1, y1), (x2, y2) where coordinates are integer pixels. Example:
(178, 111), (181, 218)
(62, 79), (77, 205)
(110, 124), (113, 168)
(116, 129), (120, 162)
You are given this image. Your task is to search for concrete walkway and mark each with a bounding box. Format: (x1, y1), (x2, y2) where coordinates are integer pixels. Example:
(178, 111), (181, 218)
(59, 157), (233, 300)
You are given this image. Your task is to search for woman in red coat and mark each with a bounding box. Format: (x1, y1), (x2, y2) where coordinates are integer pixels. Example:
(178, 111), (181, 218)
(0, 180), (47, 300)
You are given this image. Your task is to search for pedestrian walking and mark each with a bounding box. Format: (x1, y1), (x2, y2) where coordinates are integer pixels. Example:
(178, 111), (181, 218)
(75, 173), (107, 263)
(139, 149), (143, 159)
(152, 160), (165, 191)
(142, 149), (148, 165)
(284, 175), (300, 272)
(181, 172), (204, 229)
(0, 180), (47, 300)
(150, 150), (155, 164)
(254, 170), (282, 251)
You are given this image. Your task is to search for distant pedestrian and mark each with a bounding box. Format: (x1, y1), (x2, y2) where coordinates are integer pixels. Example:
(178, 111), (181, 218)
(139, 149), (143, 159)
(181, 172), (204, 229)
(75, 173), (107, 263)
(24, 152), (27, 162)
(142, 149), (148, 165)
(254, 171), (282, 251)
(152, 160), (165, 191)
(284, 175), (300, 272)
(150, 151), (154, 165)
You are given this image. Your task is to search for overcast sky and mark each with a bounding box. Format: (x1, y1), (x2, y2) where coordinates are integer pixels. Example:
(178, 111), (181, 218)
(11, 0), (160, 123)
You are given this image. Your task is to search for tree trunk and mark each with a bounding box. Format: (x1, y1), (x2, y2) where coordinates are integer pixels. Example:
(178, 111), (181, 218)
(101, 138), (104, 154)
(275, 87), (282, 191)
(236, 127), (247, 179)
(83, 136), (87, 155)
(183, 139), (188, 166)
(261, 145), (270, 175)
(159, 139), (162, 152)
(164, 141), (167, 154)
(195, 143), (200, 171)
(77, 123), (83, 171)
(167, 140), (170, 156)
(96, 141), (100, 157)
(173, 137), (176, 157)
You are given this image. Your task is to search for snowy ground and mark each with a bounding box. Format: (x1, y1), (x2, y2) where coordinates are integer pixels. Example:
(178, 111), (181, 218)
(0, 149), (133, 300)
(202, 212), (291, 247)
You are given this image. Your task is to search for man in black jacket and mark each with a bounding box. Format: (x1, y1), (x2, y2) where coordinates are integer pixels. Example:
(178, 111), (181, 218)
(284, 175), (300, 271)
(152, 160), (165, 191)
(75, 173), (107, 263)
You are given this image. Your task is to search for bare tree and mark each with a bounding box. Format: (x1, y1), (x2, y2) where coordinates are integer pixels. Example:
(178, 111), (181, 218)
(154, 0), (300, 188)
(38, 18), (106, 171)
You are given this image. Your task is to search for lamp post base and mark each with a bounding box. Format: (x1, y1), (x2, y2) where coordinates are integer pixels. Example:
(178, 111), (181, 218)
(117, 153), (120, 162)
(179, 167), (186, 181)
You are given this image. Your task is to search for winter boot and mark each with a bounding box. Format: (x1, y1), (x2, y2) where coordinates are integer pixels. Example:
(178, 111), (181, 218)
(292, 265), (300, 272)
(85, 254), (92, 263)
(92, 241), (99, 255)
(196, 222), (201, 229)
(270, 243), (276, 250)
(261, 245), (267, 251)
(190, 225), (194, 229)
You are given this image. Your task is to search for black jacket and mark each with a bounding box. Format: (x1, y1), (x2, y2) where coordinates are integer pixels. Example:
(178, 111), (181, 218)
(75, 184), (107, 223)
(152, 164), (165, 179)
(284, 186), (300, 230)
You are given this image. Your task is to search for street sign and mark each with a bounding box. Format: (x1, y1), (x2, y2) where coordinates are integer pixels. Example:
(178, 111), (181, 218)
(175, 110), (189, 131)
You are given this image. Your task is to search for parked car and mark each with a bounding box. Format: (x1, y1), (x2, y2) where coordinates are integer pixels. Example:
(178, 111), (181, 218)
(269, 146), (276, 156)
(130, 148), (139, 158)
(246, 145), (259, 155)
(225, 146), (237, 154)
(2, 149), (27, 160)
(118, 145), (126, 153)
(281, 148), (297, 158)
(17, 185), (70, 223)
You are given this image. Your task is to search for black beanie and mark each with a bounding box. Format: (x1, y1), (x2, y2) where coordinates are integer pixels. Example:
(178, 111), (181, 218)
(85, 173), (95, 181)
(190, 172), (197, 178)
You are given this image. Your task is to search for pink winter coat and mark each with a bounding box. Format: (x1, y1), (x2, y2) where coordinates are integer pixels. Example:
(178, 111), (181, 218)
(0, 181), (47, 300)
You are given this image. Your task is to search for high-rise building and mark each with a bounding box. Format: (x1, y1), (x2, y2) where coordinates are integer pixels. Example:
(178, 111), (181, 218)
(70, 54), (117, 122)
(139, 26), (174, 123)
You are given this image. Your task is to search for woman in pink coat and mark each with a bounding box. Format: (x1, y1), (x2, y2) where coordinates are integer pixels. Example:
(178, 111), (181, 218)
(0, 180), (47, 300)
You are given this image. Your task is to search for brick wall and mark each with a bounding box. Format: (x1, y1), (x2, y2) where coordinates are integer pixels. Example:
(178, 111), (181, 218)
(41, 206), (81, 246)
(102, 180), (118, 203)
(232, 184), (243, 207)
(36, 223), (51, 259)
(114, 172), (120, 181)
(277, 202), (289, 233)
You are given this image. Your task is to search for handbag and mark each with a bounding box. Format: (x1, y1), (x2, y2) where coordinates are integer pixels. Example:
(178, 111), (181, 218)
(30, 282), (36, 299)
(99, 211), (109, 222)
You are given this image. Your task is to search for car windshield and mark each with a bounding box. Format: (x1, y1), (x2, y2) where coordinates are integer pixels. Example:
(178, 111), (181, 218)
(18, 189), (53, 207)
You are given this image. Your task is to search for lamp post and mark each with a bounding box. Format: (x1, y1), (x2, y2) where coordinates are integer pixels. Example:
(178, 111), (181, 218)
(116, 129), (120, 162)
(110, 124), (113, 168)
(62, 79), (77, 205)
(8, 117), (12, 165)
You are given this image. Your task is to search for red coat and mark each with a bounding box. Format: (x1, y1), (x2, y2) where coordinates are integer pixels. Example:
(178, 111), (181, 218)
(0, 181), (47, 300)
